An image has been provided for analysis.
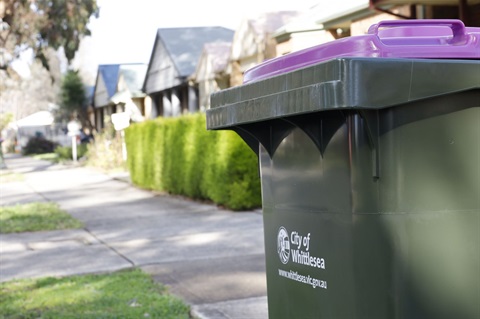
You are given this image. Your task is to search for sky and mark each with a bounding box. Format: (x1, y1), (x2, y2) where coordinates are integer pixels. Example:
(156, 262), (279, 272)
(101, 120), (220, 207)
(71, 0), (320, 85)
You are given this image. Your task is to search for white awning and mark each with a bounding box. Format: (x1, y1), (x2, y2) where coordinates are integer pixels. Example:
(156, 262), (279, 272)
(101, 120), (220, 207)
(15, 111), (54, 127)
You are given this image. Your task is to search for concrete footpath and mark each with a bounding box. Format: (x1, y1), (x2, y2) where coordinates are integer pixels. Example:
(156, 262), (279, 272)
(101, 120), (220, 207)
(0, 154), (268, 319)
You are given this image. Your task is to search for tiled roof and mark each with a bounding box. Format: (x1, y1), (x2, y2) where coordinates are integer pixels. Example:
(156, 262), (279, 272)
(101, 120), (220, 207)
(119, 64), (147, 96)
(248, 11), (301, 40)
(203, 42), (232, 73)
(157, 27), (234, 77)
(98, 64), (120, 98)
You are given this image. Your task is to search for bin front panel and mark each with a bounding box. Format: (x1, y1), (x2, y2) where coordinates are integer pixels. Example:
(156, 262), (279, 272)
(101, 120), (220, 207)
(260, 101), (479, 318)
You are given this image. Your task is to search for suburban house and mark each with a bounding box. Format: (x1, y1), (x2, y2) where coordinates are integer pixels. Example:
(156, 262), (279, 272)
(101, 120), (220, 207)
(370, 0), (480, 26)
(92, 64), (118, 131)
(90, 3), (478, 125)
(272, 4), (339, 57)
(228, 11), (302, 87)
(272, 0), (479, 58)
(337, 0), (478, 35)
(84, 85), (95, 132)
(142, 27), (234, 118)
(109, 64), (148, 122)
(272, 0), (380, 55)
(190, 41), (232, 111)
(92, 63), (147, 132)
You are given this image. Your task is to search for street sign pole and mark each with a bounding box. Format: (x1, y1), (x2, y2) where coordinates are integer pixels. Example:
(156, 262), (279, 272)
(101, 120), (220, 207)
(67, 121), (81, 162)
(71, 135), (77, 162)
(111, 112), (131, 162)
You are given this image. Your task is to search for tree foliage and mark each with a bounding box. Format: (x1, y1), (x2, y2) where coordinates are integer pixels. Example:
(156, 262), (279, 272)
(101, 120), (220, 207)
(0, 112), (14, 132)
(59, 69), (90, 127)
(0, 0), (98, 71)
(60, 70), (86, 112)
(0, 58), (60, 119)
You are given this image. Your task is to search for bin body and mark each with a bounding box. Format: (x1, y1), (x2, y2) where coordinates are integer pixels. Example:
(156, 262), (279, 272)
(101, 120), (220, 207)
(207, 20), (480, 319)
(259, 80), (480, 319)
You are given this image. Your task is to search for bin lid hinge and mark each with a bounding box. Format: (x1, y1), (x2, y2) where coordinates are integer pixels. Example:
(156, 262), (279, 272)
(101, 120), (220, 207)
(233, 120), (295, 158)
(284, 112), (346, 158)
(231, 126), (260, 157)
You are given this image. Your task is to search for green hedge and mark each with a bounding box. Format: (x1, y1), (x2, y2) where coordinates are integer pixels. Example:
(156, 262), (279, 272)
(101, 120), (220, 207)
(54, 144), (88, 160)
(125, 113), (261, 211)
(22, 137), (58, 155)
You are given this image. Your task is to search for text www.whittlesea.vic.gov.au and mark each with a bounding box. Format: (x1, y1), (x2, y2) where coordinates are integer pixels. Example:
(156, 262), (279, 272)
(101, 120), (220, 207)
(278, 269), (327, 289)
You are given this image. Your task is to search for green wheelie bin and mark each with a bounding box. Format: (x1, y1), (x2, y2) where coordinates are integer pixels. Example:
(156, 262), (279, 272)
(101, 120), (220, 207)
(207, 20), (480, 319)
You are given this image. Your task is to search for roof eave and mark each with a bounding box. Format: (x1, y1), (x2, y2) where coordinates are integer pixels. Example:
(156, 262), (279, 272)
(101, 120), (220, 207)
(315, 4), (374, 30)
(272, 25), (326, 40)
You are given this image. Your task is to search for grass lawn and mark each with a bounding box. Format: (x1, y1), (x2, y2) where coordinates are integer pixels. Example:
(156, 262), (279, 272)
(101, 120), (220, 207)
(0, 202), (84, 233)
(0, 203), (191, 318)
(33, 153), (60, 163)
(0, 268), (191, 318)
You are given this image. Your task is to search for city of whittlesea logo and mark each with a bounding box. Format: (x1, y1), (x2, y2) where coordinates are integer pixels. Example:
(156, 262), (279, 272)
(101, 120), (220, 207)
(277, 227), (290, 264)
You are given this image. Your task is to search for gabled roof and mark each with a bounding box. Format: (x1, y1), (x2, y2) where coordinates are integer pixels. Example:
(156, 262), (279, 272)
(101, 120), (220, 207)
(191, 41), (232, 82)
(153, 26), (234, 77)
(94, 63), (147, 107)
(118, 64), (147, 96)
(230, 11), (301, 61)
(203, 42), (232, 73)
(248, 11), (302, 41)
(98, 64), (121, 98)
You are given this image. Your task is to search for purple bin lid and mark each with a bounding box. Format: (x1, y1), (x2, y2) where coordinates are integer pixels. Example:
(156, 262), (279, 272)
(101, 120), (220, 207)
(244, 19), (480, 83)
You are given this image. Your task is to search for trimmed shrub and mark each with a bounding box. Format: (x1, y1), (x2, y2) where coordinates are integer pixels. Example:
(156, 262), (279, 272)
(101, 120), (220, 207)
(85, 129), (126, 171)
(54, 144), (88, 160)
(184, 114), (215, 199)
(125, 113), (261, 211)
(22, 137), (58, 155)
